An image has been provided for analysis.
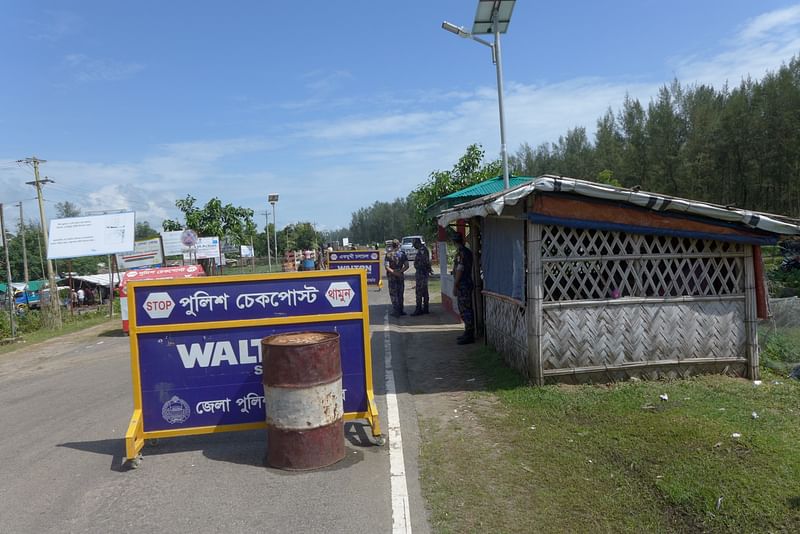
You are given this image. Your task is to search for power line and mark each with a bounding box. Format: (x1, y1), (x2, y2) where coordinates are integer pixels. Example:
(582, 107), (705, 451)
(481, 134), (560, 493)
(44, 182), (155, 210)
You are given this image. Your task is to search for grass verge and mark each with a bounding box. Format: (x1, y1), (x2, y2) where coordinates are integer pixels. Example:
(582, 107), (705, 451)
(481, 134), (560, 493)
(0, 311), (116, 356)
(420, 347), (800, 533)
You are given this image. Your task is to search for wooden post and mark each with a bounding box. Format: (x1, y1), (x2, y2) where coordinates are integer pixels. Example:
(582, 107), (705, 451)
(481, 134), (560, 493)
(527, 222), (544, 385)
(752, 246), (768, 319)
(0, 204), (17, 338)
(469, 217), (484, 338)
(743, 245), (759, 380)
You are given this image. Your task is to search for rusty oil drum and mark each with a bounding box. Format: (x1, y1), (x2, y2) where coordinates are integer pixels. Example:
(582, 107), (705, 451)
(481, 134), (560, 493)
(261, 331), (345, 470)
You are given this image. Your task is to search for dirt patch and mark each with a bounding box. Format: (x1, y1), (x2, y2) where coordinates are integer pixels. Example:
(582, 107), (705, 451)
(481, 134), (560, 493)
(0, 321), (122, 380)
(397, 280), (499, 432)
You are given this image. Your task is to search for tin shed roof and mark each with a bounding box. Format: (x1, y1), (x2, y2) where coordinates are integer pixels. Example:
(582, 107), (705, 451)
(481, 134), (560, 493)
(437, 174), (800, 237)
(425, 175), (533, 217)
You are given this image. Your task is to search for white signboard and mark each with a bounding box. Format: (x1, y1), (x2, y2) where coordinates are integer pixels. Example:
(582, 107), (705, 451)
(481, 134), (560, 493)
(240, 245), (254, 258)
(183, 236), (220, 261)
(160, 230), (186, 256)
(48, 212), (135, 259)
(116, 238), (164, 270)
(342, 237), (350, 247)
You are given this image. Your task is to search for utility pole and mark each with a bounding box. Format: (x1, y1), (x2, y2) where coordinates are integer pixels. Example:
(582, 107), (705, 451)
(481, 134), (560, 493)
(1, 203), (17, 337)
(263, 210), (271, 271)
(20, 156), (62, 328)
(17, 202), (30, 288)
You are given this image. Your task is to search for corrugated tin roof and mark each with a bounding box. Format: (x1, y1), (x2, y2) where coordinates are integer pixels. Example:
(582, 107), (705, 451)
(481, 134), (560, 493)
(437, 174), (800, 236)
(426, 176), (534, 217)
(72, 273), (121, 287)
(442, 176), (534, 199)
(0, 280), (51, 293)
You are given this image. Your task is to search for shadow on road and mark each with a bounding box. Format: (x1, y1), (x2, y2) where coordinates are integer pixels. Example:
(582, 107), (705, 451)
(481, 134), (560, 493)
(97, 328), (126, 338)
(58, 422), (378, 472)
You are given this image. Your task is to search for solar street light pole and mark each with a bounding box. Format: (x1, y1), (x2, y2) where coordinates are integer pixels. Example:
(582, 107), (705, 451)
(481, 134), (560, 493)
(492, 13), (510, 190)
(443, 0), (515, 190)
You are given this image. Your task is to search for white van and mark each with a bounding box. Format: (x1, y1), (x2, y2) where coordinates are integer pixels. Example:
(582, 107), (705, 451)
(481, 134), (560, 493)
(400, 235), (424, 261)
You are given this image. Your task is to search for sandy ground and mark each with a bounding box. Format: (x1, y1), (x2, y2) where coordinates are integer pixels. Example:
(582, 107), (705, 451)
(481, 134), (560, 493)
(395, 272), (497, 431)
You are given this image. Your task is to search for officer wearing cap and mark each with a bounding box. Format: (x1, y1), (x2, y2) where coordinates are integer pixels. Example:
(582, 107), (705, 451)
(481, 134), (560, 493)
(452, 232), (475, 344)
(385, 239), (409, 317)
(411, 237), (432, 316)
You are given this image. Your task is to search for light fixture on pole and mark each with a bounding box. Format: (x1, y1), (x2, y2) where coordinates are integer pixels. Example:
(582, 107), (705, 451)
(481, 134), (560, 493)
(442, 0), (516, 189)
(268, 193), (279, 266)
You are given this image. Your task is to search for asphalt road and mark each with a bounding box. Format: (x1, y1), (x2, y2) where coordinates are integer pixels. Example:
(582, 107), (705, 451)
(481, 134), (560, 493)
(0, 280), (430, 534)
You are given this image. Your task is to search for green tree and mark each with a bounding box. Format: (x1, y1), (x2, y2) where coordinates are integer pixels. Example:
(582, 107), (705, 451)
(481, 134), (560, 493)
(163, 195), (256, 243)
(55, 201), (81, 218)
(618, 94), (649, 187)
(553, 127), (594, 179)
(7, 221), (45, 281)
(510, 142), (559, 176)
(135, 221), (160, 240)
(593, 108), (624, 179)
(646, 82), (686, 194)
(408, 144), (501, 236)
(349, 198), (412, 244)
(503, 55), (800, 218)
(277, 222), (321, 253)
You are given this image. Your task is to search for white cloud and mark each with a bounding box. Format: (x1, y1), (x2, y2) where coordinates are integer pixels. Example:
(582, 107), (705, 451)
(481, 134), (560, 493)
(8, 4), (800, 231)
(63, 54), (145, 82)
(739, 5), (800, 41)
(675, 4), (800, 86)
(30, 10), (82, 41)
(301, 69), (352, 93)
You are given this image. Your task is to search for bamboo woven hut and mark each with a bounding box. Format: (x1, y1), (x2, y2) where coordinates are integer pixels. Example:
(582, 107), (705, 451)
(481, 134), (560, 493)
(436, 175), (800, 385)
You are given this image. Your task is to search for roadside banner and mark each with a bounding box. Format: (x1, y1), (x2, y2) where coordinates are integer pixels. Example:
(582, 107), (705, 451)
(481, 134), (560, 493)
(160, 230), (187, 256)
(124, 270), (380, 464)
(116, 237), (165, 270)
(183, 236), (220, 262)
(327, 250), (382, 288)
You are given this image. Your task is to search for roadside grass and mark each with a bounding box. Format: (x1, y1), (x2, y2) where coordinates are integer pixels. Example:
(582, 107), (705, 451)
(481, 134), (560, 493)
(420, 347), (800, 533)
(0, 310), (116, 356)
(760, 325), (800, 374)
(222, 263), (282, 275)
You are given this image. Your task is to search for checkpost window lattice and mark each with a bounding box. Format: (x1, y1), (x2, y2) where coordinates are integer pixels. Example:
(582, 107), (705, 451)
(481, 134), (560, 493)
(541, 226), (745, 302)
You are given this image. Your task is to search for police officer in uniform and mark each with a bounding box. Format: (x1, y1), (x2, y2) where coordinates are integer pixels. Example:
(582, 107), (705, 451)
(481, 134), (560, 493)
(411, 237), (432, 316)
(452, 233), (475, 344)
(385, 239), (408, 317)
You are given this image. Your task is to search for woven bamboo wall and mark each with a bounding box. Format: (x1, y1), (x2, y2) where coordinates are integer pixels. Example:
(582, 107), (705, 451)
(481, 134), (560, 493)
(541, 299), (747, 383)
(532, 224), (752, 383)
(484, 293), (528, 376)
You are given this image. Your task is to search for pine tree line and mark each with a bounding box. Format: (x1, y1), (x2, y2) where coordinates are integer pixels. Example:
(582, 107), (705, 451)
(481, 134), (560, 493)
(510, 56), (800, 218)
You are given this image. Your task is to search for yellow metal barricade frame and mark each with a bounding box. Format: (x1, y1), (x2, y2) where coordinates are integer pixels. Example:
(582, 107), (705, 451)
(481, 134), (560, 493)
(124, 269), (381, 464)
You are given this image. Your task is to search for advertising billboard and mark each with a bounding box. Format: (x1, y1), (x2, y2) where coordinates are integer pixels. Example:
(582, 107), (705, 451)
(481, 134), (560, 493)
(115, 237), (164, 270)
(47, 212), (135, 259)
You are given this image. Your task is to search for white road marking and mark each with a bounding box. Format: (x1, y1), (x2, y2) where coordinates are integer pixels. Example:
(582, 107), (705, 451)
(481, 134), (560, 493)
(384, 309), (412, 534)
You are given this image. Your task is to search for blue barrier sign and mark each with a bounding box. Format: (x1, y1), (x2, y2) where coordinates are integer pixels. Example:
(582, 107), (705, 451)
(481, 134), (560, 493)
(327, 250), (382, 287)
(124, 270), (380, 464)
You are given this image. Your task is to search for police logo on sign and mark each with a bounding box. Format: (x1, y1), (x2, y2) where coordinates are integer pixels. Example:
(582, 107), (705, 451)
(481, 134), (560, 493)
(162, 396), (190, 424)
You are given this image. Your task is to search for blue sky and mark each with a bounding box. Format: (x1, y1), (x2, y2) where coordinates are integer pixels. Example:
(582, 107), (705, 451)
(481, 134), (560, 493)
(2, 1), (800, 233)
